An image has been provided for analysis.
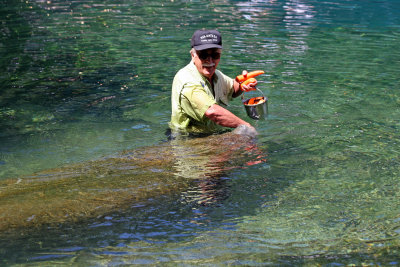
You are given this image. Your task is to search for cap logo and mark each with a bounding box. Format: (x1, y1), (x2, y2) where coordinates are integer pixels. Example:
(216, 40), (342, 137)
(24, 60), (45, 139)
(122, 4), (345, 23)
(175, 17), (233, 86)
(200, 34), (218, 43)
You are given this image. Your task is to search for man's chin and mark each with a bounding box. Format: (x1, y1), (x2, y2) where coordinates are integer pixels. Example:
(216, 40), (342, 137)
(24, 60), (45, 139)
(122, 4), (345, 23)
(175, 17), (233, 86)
(202, 66), (215, 77)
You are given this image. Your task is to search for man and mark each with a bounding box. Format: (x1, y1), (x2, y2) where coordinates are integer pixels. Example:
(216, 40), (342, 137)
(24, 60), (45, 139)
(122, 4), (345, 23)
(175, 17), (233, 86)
(169, 29), (258, 135)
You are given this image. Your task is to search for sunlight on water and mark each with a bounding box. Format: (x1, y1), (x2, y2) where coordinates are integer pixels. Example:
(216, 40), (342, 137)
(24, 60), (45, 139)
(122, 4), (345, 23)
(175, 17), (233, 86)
(1, 0), (400, 265)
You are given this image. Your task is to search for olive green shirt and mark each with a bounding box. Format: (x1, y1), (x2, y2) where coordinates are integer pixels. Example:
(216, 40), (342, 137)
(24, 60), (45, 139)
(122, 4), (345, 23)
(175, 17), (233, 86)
(169, 61), (235, 133)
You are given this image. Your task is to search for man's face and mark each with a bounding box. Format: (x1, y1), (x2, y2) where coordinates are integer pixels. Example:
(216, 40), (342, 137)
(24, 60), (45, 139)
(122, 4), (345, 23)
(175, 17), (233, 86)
(192, 48), (222, 80)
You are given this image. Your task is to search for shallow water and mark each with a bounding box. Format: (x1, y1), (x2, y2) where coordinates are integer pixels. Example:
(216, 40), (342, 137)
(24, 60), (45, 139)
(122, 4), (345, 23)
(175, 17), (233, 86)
(1, 0), (400, 265)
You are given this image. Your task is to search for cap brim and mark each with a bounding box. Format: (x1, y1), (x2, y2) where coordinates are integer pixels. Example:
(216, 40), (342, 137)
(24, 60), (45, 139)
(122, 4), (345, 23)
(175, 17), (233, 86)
(193, 44), (222, 50)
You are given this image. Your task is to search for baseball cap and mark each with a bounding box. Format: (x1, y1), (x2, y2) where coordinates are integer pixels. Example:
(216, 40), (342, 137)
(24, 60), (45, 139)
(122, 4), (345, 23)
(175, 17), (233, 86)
(191, 29), (222, 50)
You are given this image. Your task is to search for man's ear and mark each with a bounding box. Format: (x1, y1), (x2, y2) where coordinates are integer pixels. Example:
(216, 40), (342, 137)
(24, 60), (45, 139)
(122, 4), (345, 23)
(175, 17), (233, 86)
(190, 48), (196, 59)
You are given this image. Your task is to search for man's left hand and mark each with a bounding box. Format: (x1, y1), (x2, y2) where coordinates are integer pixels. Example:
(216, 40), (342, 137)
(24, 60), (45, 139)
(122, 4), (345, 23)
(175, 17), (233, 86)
(240, 78), (258, 92)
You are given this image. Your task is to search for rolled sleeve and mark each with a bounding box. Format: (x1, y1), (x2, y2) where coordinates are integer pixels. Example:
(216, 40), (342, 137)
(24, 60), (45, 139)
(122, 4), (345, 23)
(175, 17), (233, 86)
(181, 85), (217, 122)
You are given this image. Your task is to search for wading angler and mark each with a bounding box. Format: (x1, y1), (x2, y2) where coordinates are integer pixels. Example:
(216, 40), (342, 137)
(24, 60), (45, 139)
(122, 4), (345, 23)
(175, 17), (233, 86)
(169, 29), (262, 136)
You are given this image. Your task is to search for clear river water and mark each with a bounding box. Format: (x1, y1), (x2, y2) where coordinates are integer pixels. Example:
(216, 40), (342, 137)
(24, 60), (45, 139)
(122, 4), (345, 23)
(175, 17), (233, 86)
(1, 0), (400, 265)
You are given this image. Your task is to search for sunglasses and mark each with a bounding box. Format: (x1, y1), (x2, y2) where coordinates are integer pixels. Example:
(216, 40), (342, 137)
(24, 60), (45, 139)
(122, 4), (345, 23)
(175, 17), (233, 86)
(197, 50), (221, 60)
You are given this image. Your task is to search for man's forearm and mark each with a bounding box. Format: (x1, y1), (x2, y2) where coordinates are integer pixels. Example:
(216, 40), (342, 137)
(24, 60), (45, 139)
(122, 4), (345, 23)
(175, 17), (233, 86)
(204, 104), (250, 128)
(232, 80), (243, 98)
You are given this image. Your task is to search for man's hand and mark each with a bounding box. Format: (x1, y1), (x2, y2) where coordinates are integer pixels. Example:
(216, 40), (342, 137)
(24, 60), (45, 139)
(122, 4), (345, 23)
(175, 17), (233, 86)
(240, 78), (257, 92)
(238, 70), (258, 92)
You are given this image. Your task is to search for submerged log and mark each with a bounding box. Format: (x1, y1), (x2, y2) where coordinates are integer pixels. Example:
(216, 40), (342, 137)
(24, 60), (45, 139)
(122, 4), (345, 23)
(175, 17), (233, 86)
(0, 126), (264, 233)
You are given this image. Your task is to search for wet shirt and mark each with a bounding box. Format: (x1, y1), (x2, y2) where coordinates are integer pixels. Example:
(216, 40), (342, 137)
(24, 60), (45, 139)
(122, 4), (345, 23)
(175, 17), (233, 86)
(169, 61), (235, 133)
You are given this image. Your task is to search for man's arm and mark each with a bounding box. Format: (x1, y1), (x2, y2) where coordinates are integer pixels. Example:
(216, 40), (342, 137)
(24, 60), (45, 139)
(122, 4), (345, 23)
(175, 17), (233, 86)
(181, 83), (256, 131)
(232, 79), (243, 98)
(204, 104), (252, 128)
